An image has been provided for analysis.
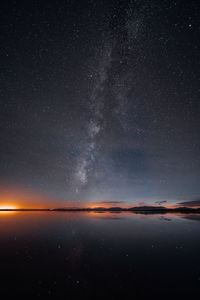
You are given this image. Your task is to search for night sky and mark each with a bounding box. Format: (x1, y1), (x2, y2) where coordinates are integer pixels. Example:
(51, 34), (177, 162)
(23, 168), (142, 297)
(1, 0), (200, 207)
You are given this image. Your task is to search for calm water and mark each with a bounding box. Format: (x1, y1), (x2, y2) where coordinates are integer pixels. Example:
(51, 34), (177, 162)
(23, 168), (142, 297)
(0, 211), (200, 298)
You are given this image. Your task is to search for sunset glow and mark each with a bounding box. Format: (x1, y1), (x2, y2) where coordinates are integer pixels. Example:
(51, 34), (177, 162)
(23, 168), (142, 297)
(0, 205), (17, 210)
(0, 205), (18, 214)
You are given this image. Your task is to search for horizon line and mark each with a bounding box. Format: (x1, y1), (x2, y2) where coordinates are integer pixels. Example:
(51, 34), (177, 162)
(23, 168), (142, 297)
(0, 206), (200, 212)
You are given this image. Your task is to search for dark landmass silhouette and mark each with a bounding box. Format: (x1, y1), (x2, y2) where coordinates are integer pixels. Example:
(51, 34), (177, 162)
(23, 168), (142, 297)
(1, 206), (200, 214)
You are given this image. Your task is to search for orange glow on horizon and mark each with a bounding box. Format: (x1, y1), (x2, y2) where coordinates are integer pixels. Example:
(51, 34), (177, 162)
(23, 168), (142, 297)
(0, 205), (18, 209)
(0, 205), (18, 214)
(0, 185), (61, 209)
(88, 202), (182, 210)
(0, 185), (200, 210)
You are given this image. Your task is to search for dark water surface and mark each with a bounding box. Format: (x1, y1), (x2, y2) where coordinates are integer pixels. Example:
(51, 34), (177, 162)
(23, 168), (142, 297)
(0, 212), (200, 298)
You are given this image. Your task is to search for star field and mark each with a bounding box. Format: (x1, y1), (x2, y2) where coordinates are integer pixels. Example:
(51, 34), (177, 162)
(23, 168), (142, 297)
(0, 0), (200, 206)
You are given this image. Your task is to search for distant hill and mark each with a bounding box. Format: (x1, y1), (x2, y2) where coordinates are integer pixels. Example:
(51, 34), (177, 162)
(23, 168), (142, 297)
(129, 206), (167, 211)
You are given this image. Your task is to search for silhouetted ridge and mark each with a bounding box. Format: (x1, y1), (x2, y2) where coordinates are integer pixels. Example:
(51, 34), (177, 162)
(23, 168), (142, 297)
(129, 206), (167, 211)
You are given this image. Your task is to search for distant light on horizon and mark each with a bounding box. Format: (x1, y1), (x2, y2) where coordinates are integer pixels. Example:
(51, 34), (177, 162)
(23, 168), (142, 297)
(0, 204), (18, 214)
(0, 205), (18, 210)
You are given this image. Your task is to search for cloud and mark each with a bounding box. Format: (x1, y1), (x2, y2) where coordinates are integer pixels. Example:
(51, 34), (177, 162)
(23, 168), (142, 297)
(155, 200), (167, 205)
(177, 199), (200, 207)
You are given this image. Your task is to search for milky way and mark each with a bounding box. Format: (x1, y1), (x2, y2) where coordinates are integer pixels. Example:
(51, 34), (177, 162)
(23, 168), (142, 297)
(74, 2), (147, 197)
(74, 41), (112, 192)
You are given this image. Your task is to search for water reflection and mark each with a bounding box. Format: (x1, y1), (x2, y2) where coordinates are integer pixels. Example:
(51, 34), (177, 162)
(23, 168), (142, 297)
(0, 212), (200, 298)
